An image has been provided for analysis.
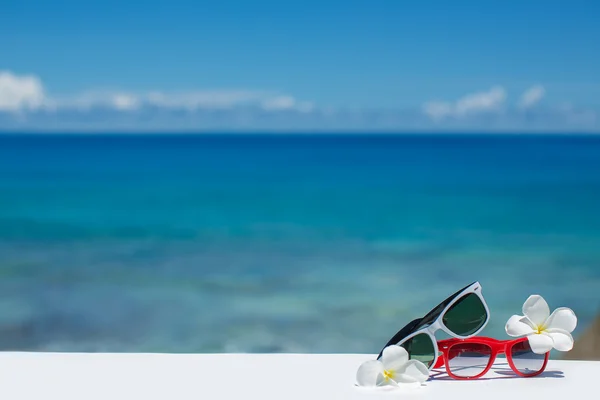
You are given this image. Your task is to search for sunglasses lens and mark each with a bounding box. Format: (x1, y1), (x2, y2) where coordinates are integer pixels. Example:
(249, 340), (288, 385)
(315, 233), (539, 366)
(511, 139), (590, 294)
(510, 340), (546, 375)
(401, 333), (436, 368)
(447, 343), (492, 378)
(442, 293), (488, 336)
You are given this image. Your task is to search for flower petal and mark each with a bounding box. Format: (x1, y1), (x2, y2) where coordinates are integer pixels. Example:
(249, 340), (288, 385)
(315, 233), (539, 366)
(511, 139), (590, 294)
(505, 315), (536, 337)
(545, 328), (574, 352)
(387, 379), (399, 387)
(395, 360), (430, 384)
(356, 360), (384, 387)
(544, 307), (577, 333)
(375, 373), (398, 387)
(522, 295), (550, 327)
(381, 345), (409, 371)
(527, 333), (553, 354)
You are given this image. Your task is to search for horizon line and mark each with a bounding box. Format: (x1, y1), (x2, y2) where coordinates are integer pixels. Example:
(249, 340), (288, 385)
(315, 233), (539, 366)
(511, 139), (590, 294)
(1, 130), (600, 136)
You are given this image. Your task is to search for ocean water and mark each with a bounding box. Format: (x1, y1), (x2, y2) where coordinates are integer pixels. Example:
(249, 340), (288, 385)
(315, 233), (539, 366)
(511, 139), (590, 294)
(0, 133), (599, 354)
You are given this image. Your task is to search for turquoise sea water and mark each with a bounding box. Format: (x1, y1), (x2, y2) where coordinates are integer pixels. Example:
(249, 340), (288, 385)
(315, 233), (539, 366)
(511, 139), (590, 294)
(0, 133), (599, 353)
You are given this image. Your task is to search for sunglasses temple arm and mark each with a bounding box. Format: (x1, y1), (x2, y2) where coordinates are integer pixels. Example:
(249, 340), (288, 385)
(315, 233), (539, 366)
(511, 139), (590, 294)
(432, 353), (445, 369)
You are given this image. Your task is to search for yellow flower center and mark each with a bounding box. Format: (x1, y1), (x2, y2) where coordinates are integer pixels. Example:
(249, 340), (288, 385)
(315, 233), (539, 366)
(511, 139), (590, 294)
(535, 324), (546, 334)
(383, 369), (395, 381)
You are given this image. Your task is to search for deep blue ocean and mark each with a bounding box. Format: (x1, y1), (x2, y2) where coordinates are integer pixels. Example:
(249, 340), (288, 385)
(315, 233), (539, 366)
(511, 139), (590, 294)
(0, 133), (599, 354)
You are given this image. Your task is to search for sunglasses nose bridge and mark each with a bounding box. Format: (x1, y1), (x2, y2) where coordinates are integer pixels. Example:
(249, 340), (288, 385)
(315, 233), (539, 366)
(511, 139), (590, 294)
(428, 319), (443, 333)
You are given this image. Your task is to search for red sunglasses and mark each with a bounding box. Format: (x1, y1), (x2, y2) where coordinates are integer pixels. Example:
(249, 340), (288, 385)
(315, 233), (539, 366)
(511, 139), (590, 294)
(432, 336), (549, 380)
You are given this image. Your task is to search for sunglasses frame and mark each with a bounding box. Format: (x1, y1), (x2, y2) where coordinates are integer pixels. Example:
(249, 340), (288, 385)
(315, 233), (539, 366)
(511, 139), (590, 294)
(433, 336), (550, 379)
(377, 281), (490, 370)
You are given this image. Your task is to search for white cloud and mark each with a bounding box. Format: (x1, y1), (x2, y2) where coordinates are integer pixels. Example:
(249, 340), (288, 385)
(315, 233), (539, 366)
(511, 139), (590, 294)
(296, 101), (315, 113)
(43, 90), (138, 111)
(1, 71), (598, 132)
(518, 85), (545, 109)
(0, 70), (313, 114)
(46, 89), (272, 111)
(423, 86), (507, 119)
(454, 86), (506, 115)
(262, 95), (296, 110)
(0, 71), (46, 112)
(261, 96), (315, 113)
(145, 90), (267, 110)
(112, 93), (139, 111)
(422, 101), (454, 120)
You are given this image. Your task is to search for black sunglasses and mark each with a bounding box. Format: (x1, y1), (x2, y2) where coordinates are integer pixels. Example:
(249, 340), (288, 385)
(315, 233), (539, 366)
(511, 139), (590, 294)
(376, 281), (490, 369)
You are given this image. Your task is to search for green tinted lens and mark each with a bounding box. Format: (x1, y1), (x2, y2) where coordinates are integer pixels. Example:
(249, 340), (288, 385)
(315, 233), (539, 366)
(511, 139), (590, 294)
(442, 293), (487, 336)
(401, 333), (436, 368)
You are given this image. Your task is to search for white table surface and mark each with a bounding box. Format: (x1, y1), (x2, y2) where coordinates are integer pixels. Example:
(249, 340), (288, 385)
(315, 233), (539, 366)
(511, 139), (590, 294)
(0, 352), (596, 399)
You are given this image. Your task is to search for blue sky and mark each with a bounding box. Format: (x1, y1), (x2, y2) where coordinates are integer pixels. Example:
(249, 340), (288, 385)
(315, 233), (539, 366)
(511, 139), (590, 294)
(1, 0), (600, 131)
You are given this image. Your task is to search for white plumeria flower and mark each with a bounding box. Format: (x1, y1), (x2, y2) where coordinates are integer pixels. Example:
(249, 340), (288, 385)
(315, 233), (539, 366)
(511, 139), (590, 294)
(356, 345), (429, 387)
(505, 294), (577, 354)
